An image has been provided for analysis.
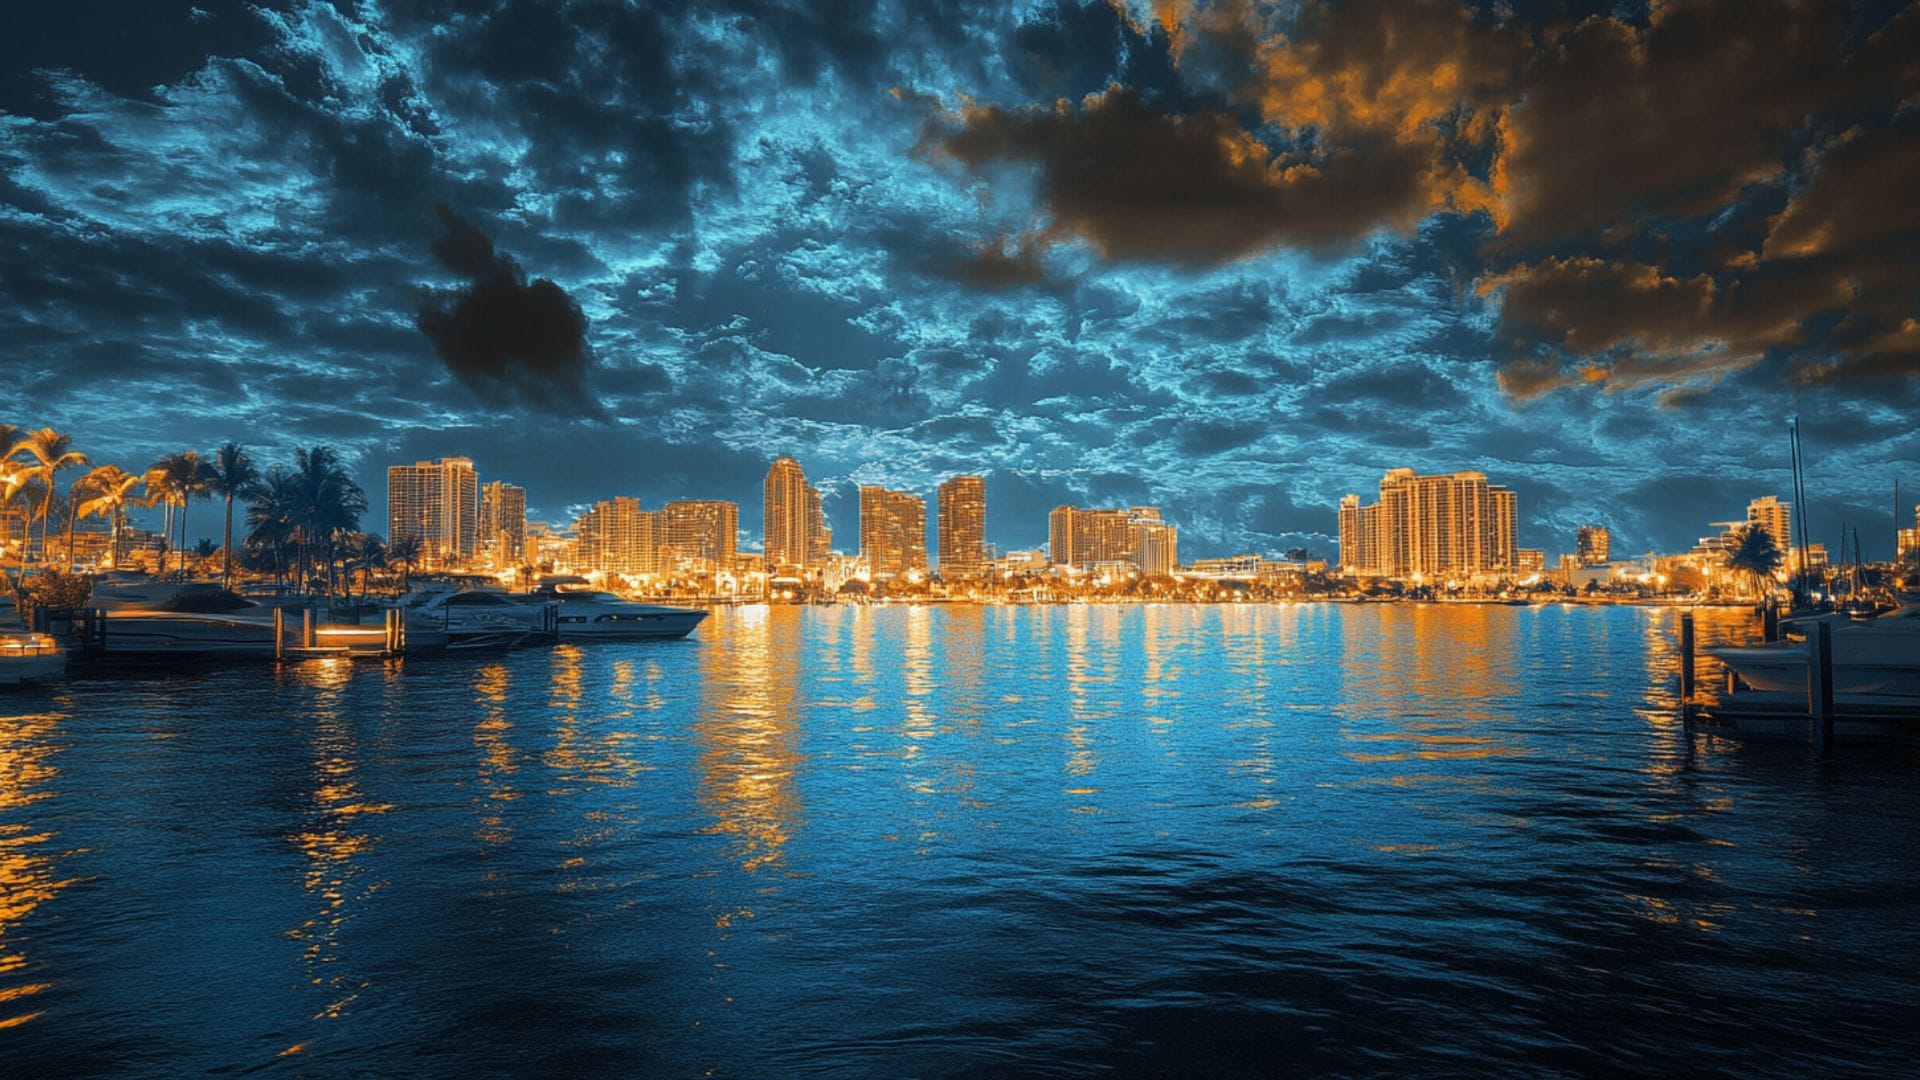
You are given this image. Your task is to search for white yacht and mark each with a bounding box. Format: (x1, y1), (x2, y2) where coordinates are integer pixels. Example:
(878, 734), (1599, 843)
(524, 580), (708, 641)
(1705, 604), (1920, 696)
(400, 588), (537, 652)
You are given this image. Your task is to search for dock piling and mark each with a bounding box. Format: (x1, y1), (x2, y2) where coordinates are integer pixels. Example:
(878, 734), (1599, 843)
(1679, 612), (1695, 704)
(302, 608), (314, 649)
(273, 607), (285, 660)
(1811, 621), (1835, 751)
(1762, 604), (1780, 643)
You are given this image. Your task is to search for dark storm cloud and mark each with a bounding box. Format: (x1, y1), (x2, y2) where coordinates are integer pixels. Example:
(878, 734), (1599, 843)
(920, 0), (1920, 395)
(415, 205), (606, 417)
(924, 85), (1474, 265)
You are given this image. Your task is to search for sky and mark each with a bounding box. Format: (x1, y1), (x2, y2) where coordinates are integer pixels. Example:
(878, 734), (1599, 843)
(3, 0), (1918, 560)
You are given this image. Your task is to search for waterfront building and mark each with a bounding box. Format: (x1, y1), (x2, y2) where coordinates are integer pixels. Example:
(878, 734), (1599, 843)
(526, 521), (575, 570)
(764, 456), (811, 569)
(936, 475), (987, 578)
(805, 484), (831, 566)
(478, 480), (526, 567)
(1746, 496), (1793, 555)
(575, 497), (660, 576)
(1337, 469), (1518, 578)
(662, 499), (738, 570)
(859, 485), (927, 579)
(388, 456), (479, 569)
(1129, 517), (1178, 576)
(1575, 525), (1611, 566)
(1899, 507), (1918, 563)
(1048, 505), (1146, 569)
(1516, 548), (1546, 574)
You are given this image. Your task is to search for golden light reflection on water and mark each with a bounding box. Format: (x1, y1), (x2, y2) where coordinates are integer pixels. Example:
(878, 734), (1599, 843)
(696, 606), (802, 875)
(1338, 605), (1522, 776)
(472, 661), (518, 845)
(285, 660), (388, 1026)
(0, 711), (70, 1030)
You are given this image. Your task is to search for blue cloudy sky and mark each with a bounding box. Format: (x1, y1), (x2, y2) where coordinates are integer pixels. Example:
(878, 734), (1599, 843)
(3, 0), (1918, 559)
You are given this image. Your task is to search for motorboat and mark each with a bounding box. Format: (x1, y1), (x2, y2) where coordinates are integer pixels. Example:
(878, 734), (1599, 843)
(88, 578), (388, 657)
(1705, 604), (1920, 696)
(521, 580), (708, 641)
(399, 588), (537, 652)
(0, 630), (64, 687)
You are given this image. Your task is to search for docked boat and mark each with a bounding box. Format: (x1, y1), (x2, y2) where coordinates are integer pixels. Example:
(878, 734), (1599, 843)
(1705, 604), (1920, 696)
(89, 579), (388, 657)
(0, 630), (64, 687)
(521, 580), (708, 641)
(399, 589), (536, 652)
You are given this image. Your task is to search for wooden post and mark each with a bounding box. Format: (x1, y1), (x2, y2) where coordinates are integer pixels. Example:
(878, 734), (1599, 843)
(1679, 612), (1695, 704)
(1762, 604), (1779, 643)
(302, 608), (314, 649)
(1811, 620), (1835, 751)
(274, 607), (284, 660)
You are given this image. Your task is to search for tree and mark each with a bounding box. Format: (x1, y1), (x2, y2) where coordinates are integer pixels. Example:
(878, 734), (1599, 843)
(386, 532), (422, 592)
(146, 451), (214, 576)
(207, 441), (261, 587)
(245, 468), (301, 587)
(17, 428), (88, 570)
(289, 446), (367, 593)
(1724, 524), (1785, 599)
(67, 464), (141, 571)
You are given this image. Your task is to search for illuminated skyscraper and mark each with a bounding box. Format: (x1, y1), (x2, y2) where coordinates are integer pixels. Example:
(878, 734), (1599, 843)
(805, 485), (831, 566)
(478, 480), (526, 566)
(1337, 469), (1517, 577)
(1746, 496), (1792, 555)
(1049, 504), (1172, 571)
(662, 500), (738, 569)
(936, 475), (986, 577)
(1129, 517), (1178, 576)
(1575, 525), (1611, 566)
(764, 456), (812, 568)
(388, 456), (479, 569)
(859, 485), (926, 579)
(575, 497), (659, 575)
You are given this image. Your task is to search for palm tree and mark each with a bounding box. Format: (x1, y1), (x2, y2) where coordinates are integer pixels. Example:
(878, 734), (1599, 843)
(206, 442), (261, 587)
(246, 468), (301, 587)
(289, 446), (367, 593)
(145, 451), (214, 576)
(18, 428), (88, 569)
(1725, 524), (1785, 599)
(387, 533), (422, 592)
(71, 465), (143, 570)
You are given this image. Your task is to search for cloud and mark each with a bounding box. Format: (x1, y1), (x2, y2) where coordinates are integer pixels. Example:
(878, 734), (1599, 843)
(415, 204), (607, 417)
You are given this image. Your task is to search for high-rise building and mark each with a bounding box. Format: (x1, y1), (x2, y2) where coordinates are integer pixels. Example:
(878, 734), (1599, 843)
(388, 456), (479, 569)
(1336, 469), (1518, 578)
(859, 485), (927, 579)
(1746, 496), (1792, 555)
(764, 456), (816, 569)
(1491, 487), (1518, 570)
(1575, 525), (1611, 566)
(805, 485), (831, 565)
(936, 475), (986, 578)
(662, 500), (738, 569)
(575, 497), (660, 575)
(1129, 517), (1178, 576)
(1049, 504), (1173, 571)
(478, 481), (526, 567)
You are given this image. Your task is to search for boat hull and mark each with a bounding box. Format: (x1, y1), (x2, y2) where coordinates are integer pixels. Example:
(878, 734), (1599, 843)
(1705, 643), (1920, 696)
(554, 611), (708, 641)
